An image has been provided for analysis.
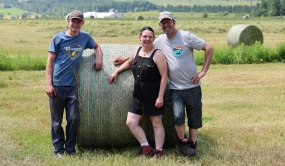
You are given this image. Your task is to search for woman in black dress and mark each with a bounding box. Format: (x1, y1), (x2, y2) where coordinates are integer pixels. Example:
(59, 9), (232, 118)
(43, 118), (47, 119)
(108, 26), (168, 160)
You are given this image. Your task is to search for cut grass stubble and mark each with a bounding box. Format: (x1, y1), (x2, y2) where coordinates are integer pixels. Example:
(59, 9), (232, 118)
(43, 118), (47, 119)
(0, 64), (284, 165)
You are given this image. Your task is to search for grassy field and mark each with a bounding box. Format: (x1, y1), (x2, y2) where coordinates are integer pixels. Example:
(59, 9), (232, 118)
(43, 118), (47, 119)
(0, 16), (284, 165)
(0, 17), (285, 59)
(0, 8), (27, 16)
(0, 7), (38, 19)
(0, 63), (284, 165)
(1, 17), (285, 70)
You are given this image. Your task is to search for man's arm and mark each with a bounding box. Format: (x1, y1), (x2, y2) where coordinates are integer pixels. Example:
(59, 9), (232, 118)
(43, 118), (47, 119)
(113, 56), (130, 66)
(201, 42), (214, 74)
(190, 42), (214, 84)
(92, 43), (103, 70)
(108, 50), (135, 83)
(46, 52), (56, 98)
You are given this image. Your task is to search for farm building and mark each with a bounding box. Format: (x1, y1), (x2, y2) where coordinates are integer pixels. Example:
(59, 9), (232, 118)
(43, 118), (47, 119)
(83, 9), (124, 19)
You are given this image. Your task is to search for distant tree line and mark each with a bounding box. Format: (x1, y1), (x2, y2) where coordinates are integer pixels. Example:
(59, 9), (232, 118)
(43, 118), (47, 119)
(0, 0), (18, 3)
(3, 4), (12, 8)
(158, 4), (252, 13)
(0, 0), (284, 17)
(11, 0), (158, 17)
(256, 0), (285, 16)
(158, 0), (285, 16)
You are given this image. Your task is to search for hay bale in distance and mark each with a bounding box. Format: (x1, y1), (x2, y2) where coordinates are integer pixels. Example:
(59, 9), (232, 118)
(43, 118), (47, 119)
(76, 44), (176, 149)
(227, 24), (263, 47)
(135, 16), (144, 20)
(65, 13), (70, 20)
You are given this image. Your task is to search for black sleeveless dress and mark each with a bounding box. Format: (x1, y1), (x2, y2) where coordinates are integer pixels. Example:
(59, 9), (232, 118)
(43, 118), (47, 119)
(129, 47), (165, 116)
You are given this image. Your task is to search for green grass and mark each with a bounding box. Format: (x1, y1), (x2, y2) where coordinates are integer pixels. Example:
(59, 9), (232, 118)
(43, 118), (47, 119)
(0, 63), (284, 165)
(1, 41), (284, 71)
(0, 7), (38, 19)
(0, 54), (46, 71)
(0, 7), (27, 16)
(199, 42), (285, 65)
(1, 18), (285, 71)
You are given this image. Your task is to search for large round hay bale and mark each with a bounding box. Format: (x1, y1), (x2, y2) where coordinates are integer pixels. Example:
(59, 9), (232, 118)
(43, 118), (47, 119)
(76, 44), (176, 149)
(226, 24), (263, 47)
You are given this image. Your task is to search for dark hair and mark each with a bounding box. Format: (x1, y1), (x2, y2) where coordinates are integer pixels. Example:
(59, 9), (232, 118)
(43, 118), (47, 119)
(140, 26), (155, 38)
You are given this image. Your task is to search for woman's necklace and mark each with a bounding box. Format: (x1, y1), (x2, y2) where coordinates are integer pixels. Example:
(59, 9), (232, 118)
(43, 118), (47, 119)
(142, 46), (153, 57)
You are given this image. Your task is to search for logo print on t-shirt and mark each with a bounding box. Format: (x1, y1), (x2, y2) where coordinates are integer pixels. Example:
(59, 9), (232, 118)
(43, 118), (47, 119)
(173, 46), (183, 57)
(63, 43), (83, 60)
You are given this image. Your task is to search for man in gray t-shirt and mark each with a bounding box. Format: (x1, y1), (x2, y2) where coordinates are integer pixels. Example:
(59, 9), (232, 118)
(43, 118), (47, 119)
(114, 11), (214, 157)
(155, 11), (213, 157)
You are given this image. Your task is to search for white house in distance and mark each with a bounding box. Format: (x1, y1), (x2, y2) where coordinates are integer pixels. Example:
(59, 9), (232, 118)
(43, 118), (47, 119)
(83, 8), (124, 19)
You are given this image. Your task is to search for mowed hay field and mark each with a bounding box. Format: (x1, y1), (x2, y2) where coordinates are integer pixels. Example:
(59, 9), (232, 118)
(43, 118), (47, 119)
(0, 17), (285, 165)
(1, 64), (284, 165)
(1, 16), (285, 58)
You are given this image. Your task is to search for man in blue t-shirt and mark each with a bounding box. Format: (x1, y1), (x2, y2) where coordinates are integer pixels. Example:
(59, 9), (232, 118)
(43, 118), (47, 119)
(45, 10), (102, 158)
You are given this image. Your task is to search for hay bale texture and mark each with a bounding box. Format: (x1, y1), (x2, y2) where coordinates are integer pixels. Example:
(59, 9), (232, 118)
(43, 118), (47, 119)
(76, 44), (176, 149)
(227, 24), (263, 47)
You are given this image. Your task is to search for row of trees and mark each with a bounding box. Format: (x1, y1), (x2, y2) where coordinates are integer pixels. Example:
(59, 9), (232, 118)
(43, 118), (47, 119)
(12, 1), (158, 17)
(158, 4), (252, 13)
(257, 0), (285, 16)
(1, 0), (285, 17)
(159, 0), (285, 16)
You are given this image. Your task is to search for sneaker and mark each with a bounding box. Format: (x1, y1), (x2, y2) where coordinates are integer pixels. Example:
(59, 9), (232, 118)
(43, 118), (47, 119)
(150, 150), (164, 161)
(189, 141), (197, 150)
(180, 136), (197, 150)
(140, 145), (153, 156)
(174, 135), (196, 157)
(54, 153), (63, 159)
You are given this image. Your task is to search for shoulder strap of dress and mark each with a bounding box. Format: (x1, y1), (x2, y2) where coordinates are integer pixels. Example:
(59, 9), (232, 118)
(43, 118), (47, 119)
(135, 46), (142, 57)
(150, 49), (158, 59)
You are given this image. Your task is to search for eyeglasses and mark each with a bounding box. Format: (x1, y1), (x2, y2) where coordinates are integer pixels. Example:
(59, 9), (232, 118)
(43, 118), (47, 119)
(159, 19), (173, 26)
(141, 35), (154, 39)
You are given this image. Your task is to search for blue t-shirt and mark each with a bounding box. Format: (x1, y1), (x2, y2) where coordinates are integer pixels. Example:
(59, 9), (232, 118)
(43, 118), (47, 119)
(48, 31), (96, 86)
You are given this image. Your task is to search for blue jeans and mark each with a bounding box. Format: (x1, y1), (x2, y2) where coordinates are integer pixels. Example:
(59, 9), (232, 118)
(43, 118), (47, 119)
(49, 86), (79, 155)
(169, 86), (203, 129)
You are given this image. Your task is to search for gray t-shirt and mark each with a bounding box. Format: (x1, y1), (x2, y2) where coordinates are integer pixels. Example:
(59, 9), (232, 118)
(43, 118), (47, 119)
(154, 30), (205, 90)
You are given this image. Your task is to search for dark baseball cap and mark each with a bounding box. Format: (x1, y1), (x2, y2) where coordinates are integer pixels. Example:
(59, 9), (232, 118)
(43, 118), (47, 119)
(69, 10), (84, 21)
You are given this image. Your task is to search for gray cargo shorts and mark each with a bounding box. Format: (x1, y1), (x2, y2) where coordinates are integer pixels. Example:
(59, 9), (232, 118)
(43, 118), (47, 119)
(169, 86), (203, 129)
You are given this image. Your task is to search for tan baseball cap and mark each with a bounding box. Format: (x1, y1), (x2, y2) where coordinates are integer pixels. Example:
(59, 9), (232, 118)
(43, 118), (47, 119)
(159, 11), (174, 23)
